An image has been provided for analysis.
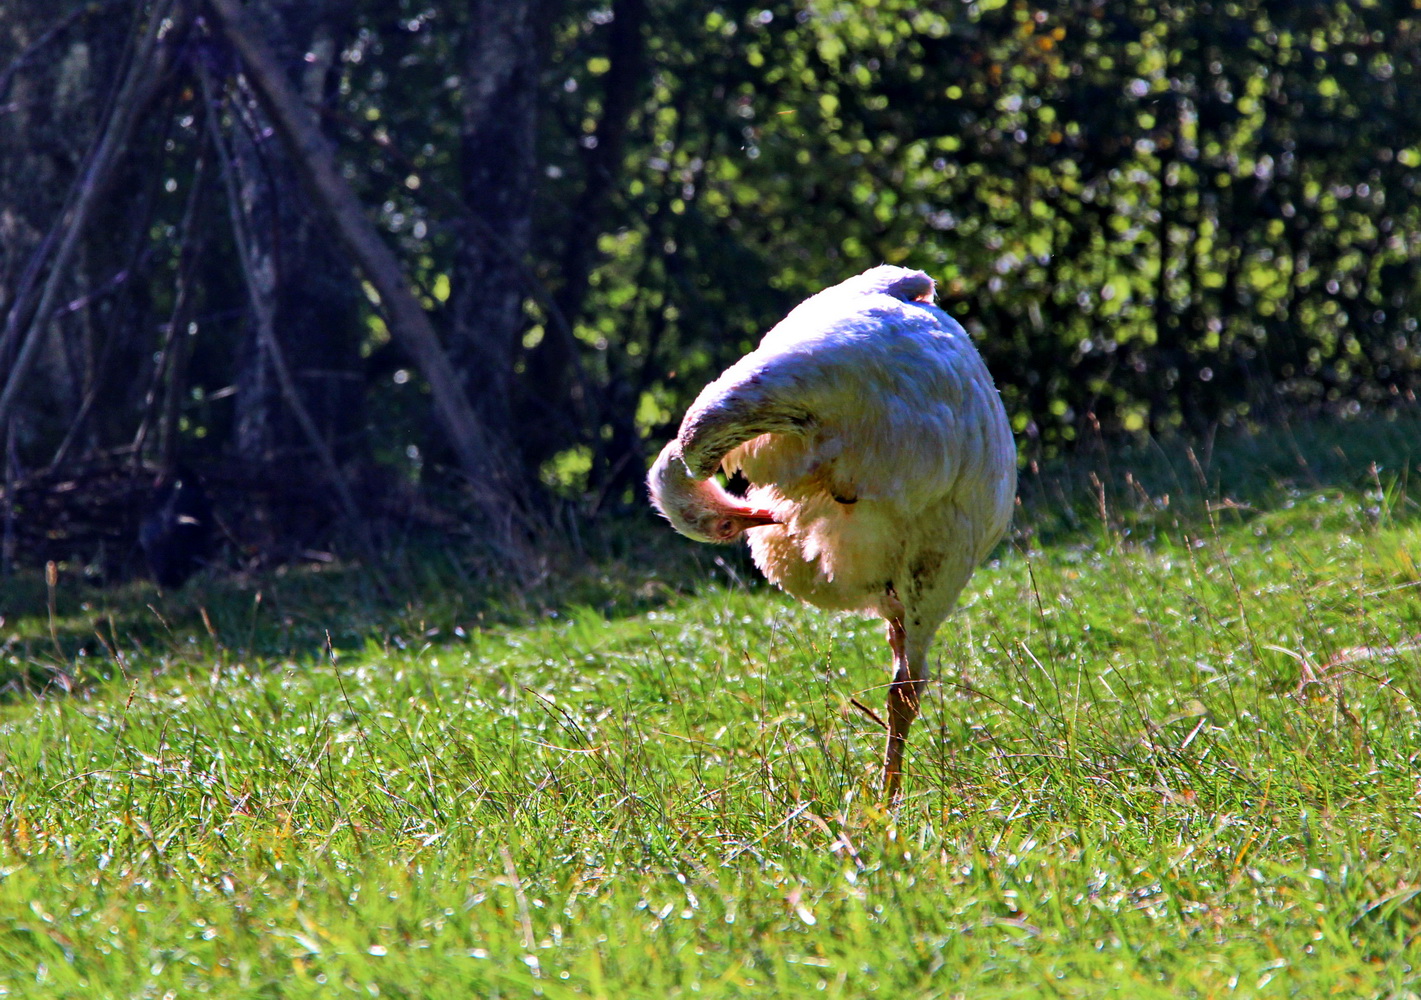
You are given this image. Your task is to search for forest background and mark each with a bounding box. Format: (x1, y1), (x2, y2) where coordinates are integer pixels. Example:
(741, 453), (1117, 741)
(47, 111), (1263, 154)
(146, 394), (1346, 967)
(2, 0), (1418, 575)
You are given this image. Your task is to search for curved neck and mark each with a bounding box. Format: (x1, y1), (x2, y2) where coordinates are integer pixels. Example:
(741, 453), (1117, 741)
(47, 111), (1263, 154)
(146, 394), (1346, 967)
(648, 441), (777, 543)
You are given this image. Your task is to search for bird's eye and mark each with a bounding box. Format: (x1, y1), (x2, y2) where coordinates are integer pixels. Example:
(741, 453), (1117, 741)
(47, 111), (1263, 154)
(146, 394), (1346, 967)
(715, 517), (735, 539)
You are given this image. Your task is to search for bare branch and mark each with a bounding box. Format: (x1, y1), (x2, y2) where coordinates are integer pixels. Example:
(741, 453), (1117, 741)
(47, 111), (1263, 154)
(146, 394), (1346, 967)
(0, 0), (182, 431)
(199, 64), (392, 595)
(0, 0), (128, 105)
(203, 0), (525, 540)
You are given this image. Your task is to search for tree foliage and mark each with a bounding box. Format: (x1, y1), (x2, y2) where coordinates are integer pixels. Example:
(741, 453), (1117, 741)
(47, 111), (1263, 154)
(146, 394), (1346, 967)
(2, 0), (1418, 566)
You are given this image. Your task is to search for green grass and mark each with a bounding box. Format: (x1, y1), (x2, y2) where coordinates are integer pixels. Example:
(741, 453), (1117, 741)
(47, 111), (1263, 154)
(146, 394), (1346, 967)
(3, 415), (1421, 997)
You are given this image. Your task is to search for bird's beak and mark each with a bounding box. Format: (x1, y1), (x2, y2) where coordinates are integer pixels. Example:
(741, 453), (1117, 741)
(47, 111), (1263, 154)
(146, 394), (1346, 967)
(733, 507), (780, 530)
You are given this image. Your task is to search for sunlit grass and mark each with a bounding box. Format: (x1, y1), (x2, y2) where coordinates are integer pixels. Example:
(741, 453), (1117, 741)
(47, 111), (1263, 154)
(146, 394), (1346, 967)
(2, 418), (1421, 997)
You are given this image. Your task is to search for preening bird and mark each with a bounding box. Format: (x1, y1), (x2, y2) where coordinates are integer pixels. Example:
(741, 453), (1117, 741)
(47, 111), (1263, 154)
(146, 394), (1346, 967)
(140, 465), (213, 589)
(649, 265), (1016, 799)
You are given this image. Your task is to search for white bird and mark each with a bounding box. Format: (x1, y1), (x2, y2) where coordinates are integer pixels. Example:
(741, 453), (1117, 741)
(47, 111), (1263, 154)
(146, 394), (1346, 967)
(648, 265), (1016, 799)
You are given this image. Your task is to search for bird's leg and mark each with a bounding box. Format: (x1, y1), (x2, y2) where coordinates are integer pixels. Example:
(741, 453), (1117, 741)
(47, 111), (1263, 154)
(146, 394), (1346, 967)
(882, 613), (924, 803)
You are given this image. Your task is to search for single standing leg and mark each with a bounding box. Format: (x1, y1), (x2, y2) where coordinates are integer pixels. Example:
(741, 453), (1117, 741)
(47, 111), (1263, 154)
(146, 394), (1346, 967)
(883, 615), (926, 802)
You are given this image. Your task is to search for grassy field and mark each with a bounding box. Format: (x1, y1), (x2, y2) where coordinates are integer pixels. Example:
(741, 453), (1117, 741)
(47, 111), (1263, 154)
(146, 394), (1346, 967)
(3, 415), (1421, 998)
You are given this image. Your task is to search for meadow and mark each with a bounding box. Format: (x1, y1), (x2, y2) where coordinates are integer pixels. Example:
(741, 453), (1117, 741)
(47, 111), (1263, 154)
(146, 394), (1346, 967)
(3, 414), (1421, 998)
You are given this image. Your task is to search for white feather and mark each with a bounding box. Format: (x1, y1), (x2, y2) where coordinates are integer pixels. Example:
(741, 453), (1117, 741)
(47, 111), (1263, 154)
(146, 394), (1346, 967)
(648, 264), (1017, 794)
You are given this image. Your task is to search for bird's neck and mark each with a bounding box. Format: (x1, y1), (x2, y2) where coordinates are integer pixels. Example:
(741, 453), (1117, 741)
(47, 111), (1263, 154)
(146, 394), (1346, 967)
(648, 442), (777, 544)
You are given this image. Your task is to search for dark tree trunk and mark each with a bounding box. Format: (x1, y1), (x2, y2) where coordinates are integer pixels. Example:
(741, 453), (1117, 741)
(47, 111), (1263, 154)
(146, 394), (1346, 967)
(0, 1), (127, 460)
(524, 0), (648, 483)
(0, 0), (178, 465)
(229, 0), (363, 467)
(206, 0), (528, 547)
(447, 0), (541, 479)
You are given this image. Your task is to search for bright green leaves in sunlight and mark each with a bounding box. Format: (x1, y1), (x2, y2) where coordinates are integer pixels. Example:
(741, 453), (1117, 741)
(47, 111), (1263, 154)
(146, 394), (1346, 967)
(549, 0), (1421, 476)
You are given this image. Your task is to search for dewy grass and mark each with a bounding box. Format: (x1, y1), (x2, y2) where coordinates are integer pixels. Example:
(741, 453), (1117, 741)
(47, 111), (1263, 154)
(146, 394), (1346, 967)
(2, 417), (1421, 997)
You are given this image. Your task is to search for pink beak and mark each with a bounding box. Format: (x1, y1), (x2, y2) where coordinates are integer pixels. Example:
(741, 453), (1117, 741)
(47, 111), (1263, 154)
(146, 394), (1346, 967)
(733, 505), (779, 529)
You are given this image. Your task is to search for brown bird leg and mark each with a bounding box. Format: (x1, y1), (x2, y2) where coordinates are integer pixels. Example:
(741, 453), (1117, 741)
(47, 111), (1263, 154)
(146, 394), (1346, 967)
(882, 614), (925, 802)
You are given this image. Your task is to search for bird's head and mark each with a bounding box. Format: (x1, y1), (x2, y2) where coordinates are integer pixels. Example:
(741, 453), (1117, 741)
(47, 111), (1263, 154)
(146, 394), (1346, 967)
(648, 441), (779, 544)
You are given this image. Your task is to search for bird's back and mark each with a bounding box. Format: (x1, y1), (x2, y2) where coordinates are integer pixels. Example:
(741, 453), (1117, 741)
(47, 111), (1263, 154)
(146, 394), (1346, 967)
(707, 266), (1016, 613)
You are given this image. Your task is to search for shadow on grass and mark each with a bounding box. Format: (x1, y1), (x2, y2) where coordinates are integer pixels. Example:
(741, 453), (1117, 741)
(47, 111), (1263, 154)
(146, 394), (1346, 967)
(5, 409), (1419, 698)
(0, 514), (753, 698)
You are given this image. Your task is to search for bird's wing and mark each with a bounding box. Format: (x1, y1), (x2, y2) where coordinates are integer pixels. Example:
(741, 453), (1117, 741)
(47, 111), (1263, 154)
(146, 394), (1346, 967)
(672, 279), (928, 482)
(678, 268), (1002, 507)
